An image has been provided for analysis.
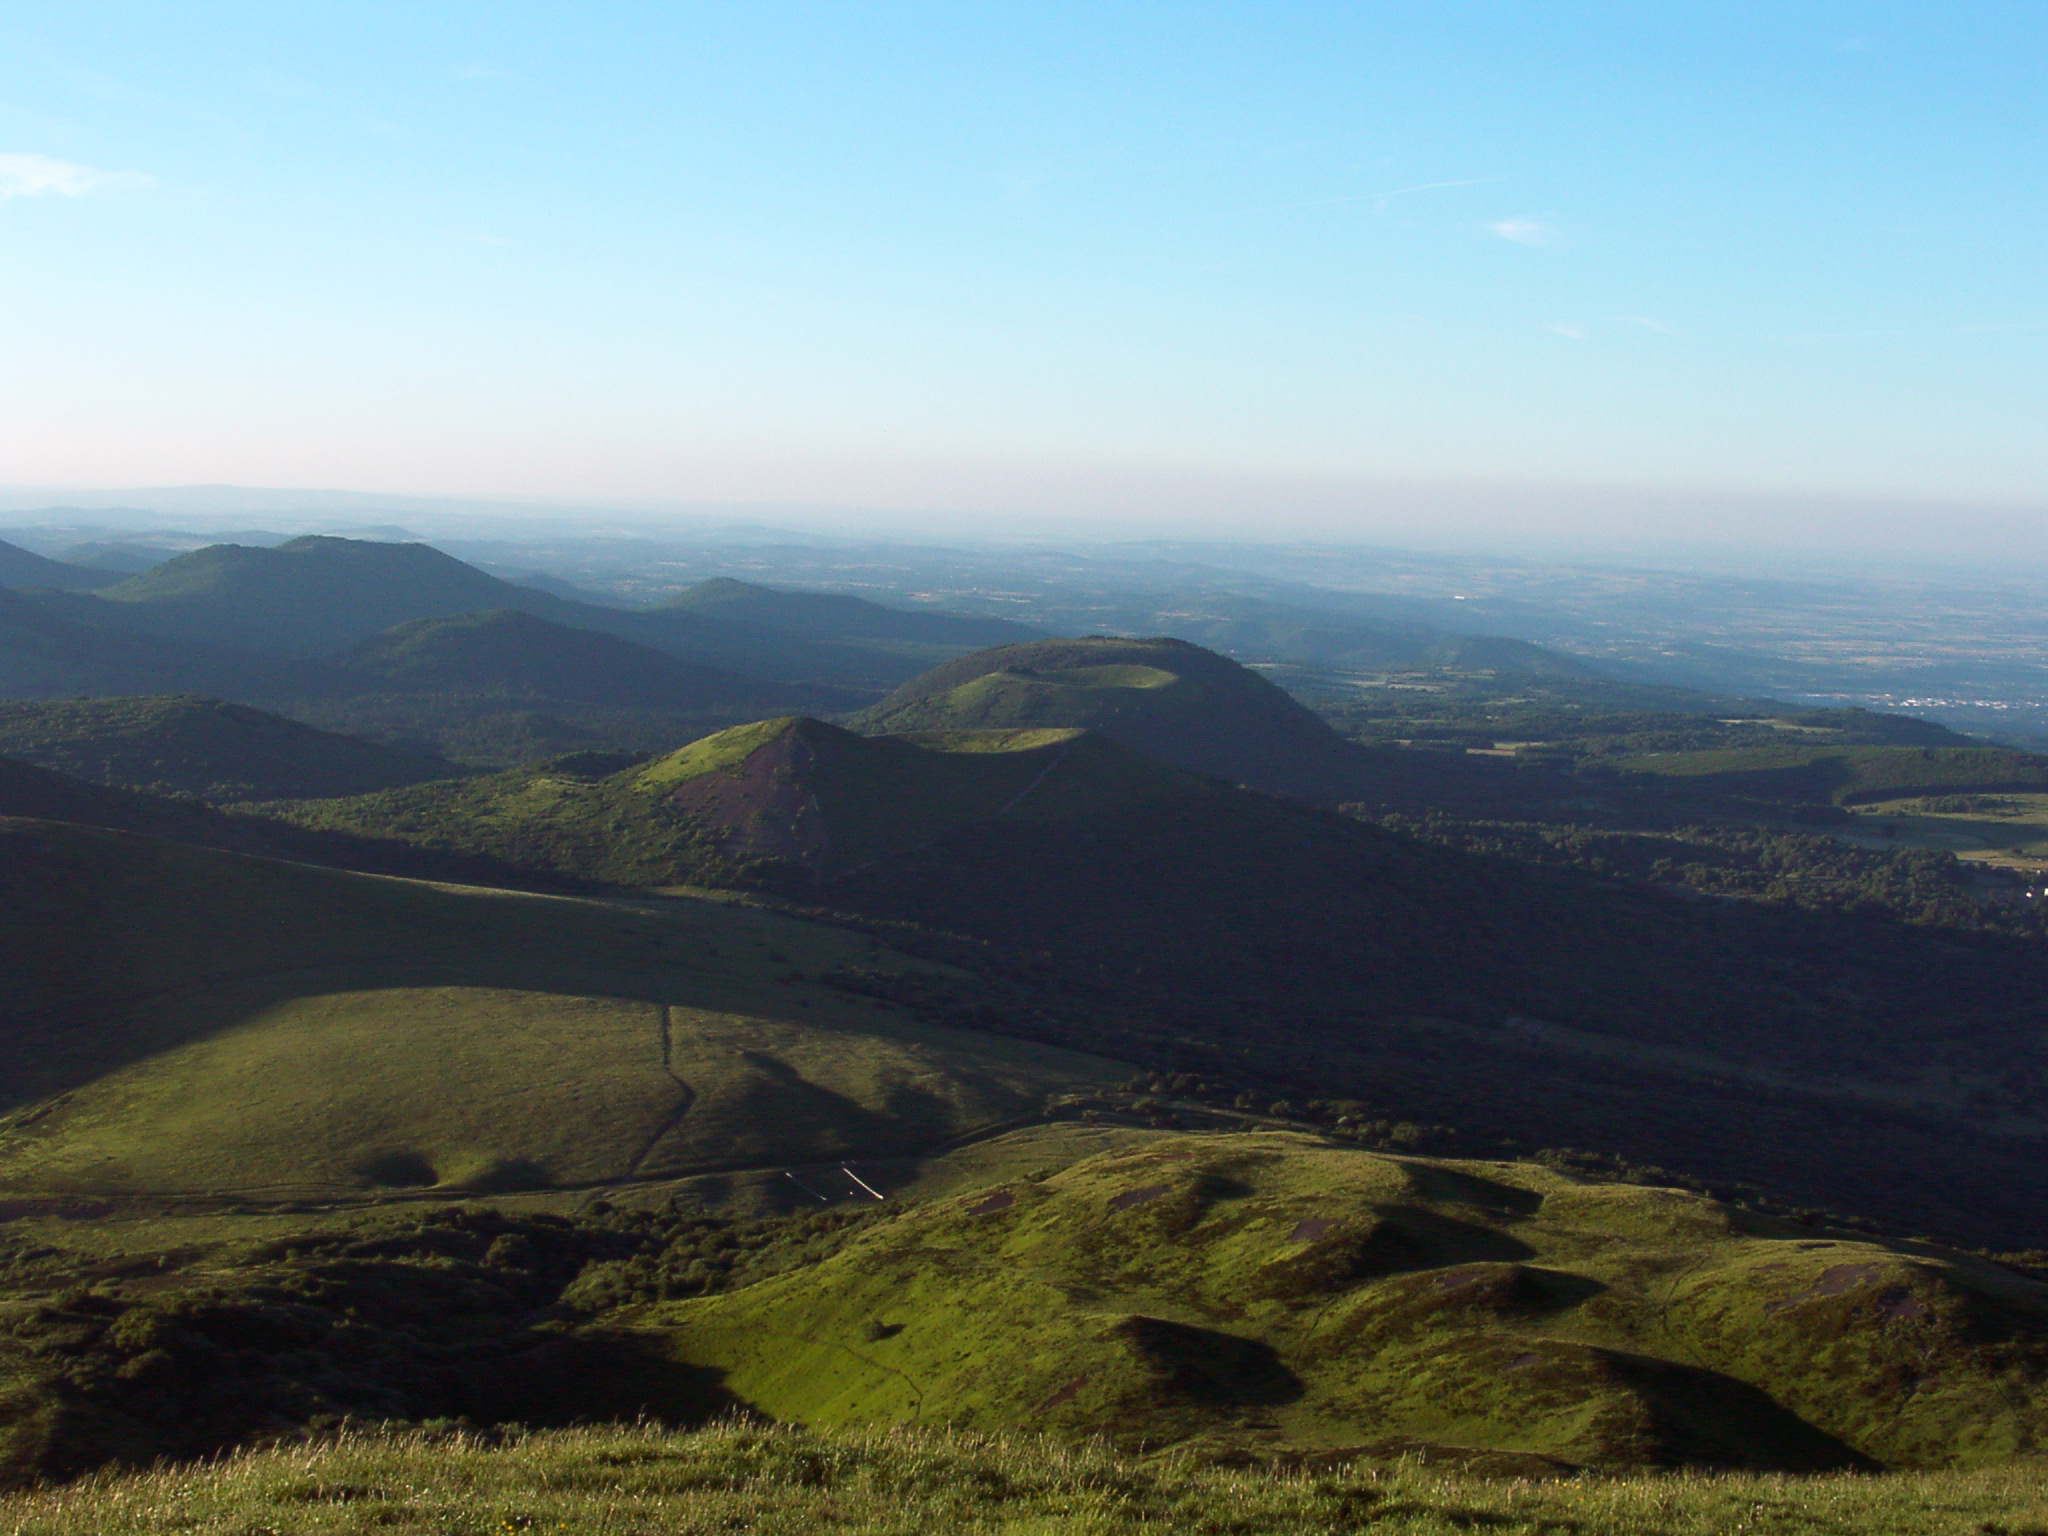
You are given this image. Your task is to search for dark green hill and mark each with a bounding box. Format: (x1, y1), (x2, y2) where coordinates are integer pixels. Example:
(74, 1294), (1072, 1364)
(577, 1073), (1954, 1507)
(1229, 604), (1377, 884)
(0, 695), (455, 801)
(69, 535), (582, 656)
(658, 577), (1043, 647)
(0, 538), (112, 592)
(336, 609), (837, 711)
(851, 636), (1383, 800)
(265, 716), (1203, 888)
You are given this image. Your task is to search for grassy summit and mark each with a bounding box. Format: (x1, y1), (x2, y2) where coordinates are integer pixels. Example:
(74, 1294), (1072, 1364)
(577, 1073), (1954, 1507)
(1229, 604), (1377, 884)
(851, 636), (1375, 799)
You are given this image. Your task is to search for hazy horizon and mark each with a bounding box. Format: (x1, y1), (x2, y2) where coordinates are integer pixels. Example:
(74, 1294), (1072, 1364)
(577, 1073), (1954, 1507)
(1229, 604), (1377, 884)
(3, 476), (2046, 578)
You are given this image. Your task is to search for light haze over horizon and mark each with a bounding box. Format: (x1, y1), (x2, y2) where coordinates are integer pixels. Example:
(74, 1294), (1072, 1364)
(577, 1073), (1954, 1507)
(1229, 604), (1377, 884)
(3, 3), (2044, 562)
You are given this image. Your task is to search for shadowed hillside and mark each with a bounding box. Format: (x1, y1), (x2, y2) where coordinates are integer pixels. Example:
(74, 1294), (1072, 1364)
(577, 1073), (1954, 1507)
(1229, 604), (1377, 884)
(0, 695), (456, 801)
(336, 609), (809, 709)
(0, 587), (325, 700)
(0, 540), (112, 592)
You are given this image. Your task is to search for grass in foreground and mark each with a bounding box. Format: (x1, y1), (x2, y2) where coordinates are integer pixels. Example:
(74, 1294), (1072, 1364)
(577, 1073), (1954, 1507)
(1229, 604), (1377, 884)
(5, 1422), (2048, 1536)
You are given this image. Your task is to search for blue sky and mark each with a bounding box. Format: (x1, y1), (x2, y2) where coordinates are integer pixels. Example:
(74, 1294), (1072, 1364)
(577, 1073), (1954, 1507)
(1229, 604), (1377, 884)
(1, 3), (2044, 552)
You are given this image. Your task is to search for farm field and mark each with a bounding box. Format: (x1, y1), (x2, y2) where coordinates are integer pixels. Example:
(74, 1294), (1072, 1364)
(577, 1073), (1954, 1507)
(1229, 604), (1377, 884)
(1841, 793), (2048, 876)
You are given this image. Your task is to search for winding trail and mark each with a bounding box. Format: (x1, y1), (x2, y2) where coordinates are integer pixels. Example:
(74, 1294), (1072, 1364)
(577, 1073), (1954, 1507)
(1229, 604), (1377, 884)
(622, 1002), (698, 1181)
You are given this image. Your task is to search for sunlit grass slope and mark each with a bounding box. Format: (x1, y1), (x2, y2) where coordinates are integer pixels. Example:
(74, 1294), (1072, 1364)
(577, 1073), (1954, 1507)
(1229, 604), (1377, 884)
(633, 1132), (2048, 1470)
(263, 715), (1204, 885)
(0, 818), (1121, 1198)
(10, 1422), (2048, 1536)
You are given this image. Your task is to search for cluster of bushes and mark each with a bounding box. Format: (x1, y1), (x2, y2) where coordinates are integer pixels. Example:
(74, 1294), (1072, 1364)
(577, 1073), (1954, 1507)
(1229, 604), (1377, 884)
(560, 1207), (882, 1311)
(0, 1201), (883, 1487)
(1365, 813), (2044, 933)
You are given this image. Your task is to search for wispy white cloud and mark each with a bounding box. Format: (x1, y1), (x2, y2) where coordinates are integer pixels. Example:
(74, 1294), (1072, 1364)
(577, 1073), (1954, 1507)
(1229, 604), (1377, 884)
(1491, 218), (1556, 246)
(1618, 315), (1682, 336)
(1223, 175), (1500, 219)
(0, 152), (152, 200)
(1545, 322), (1587, 339)
(454, 61), (513, 80)
(1379, 176), (1500, 203)
(456, 231), (518, 246)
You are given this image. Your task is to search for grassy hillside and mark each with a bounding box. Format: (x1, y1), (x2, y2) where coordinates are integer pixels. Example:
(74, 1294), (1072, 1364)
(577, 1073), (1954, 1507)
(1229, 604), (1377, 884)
(0, 695), (455, 801)
(0, 817), (1120, 1200)
(0, 1121), (2043, 1487)
(335, 608), (816, 709)
(11, 1424), (2048, 1536)
(852, 636), (1384, 800)
(263, 715), (1205, 886)
(1617, 742), (2048, 806)
(12, 1433), (2048, 1536)
(639, 1131), (2048, 1468)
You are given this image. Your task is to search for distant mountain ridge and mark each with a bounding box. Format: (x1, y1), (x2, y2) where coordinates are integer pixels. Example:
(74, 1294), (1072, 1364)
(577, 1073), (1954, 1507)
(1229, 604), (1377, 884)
(15, 536), (1048, 692)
